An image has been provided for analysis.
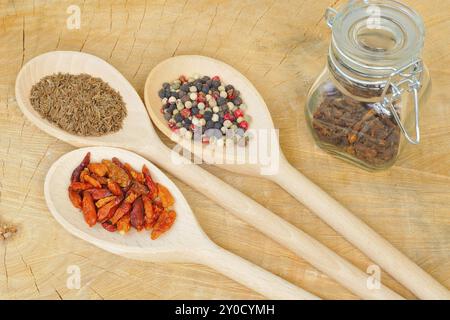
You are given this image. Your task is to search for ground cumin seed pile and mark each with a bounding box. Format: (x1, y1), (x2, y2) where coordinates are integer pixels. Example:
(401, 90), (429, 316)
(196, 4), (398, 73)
(30, 73), (127, 136)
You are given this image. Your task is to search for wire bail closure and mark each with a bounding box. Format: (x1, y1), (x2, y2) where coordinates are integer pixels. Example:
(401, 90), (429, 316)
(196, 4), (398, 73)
(381, 59), (423, 145)
(325, 7), (338, 28)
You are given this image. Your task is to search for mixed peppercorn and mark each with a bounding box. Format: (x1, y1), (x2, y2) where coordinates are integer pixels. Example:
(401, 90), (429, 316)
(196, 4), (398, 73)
(159, 75), (251, 146)
(68, 152), (176, 239)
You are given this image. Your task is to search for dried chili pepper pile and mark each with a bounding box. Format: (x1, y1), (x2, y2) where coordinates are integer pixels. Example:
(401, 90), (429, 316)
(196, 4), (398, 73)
(68, 152), (176, 239)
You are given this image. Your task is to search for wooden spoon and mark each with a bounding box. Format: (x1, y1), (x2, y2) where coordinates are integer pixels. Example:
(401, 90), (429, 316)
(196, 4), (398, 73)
(16, 51), (403, 300)
(144, 55), (450, 300)
(44, 146), (317, 300)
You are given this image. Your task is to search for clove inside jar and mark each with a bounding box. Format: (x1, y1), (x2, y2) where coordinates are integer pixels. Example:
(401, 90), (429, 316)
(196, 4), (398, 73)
(305, 0), (431, 170)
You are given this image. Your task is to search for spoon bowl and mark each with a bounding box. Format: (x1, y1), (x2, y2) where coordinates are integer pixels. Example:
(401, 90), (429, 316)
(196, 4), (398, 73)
(45, 146), (203, 262)
(145, 55), (279, 175)
(15, 51), (159, 150)
(44, 146), (317, 299)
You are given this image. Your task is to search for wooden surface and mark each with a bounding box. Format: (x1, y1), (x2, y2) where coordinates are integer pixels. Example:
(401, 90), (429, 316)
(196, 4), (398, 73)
(0, 0), (449, 300)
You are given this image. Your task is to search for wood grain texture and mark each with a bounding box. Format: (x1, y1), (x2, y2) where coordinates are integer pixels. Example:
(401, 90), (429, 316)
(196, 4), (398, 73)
(0, 0), (449, 300)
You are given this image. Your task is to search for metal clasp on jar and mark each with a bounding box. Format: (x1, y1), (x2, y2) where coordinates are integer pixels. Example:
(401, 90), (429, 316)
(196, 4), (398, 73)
(325, 7), (338, 28)
(380, 59), (423, 145)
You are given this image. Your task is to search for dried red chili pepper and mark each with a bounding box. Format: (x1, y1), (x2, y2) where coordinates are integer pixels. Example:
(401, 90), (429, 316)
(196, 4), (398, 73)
(83, 175), (102, 189)
(101, 221), (117, 232)
(70, 182), (94, 192)
(107, 179), (122, 196)
(142, 194), (157, 229)
(88, 163), (108, 177)
(117, 215), (131, 234)
(97, 196), (122, 222)
(142, 165), (157, 197)
(124, 163), (144, 183)
(151, 210), (176, 240)
(113, 157), (132, 180)
(102, 160), (130, 187)
(71, 152), (90, 183)
(91, 173), (108, 185)
(68, 187), (82, 209)
(130, 196), (144, 231)
(130, 181), (148, 197)
(157, 183), (174, 208)
(80, 168), (90, 182)
(88, 188), (112, 200)
(109, 201), (132, 225)
(124, 191), (138, 204)
(151, 200), (164, 226)
(95, 196), (116, 208)
(82, 191), (97, 227)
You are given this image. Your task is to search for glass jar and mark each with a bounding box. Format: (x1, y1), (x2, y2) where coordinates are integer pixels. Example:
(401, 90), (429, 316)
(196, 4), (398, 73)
(305, 0), (430, 170)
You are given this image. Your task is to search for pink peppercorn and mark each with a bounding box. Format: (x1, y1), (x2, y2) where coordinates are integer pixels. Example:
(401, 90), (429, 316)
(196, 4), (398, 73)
(224, 113), (235, 121)
(195, 114), (203, 119)
(197, 94), (206, 103)
(234, 109), (244, 118)
(212, 76), (220, 81)
(181, 108), (191, 118)
(168, 120), (176, 129)
(239, 121), (249, 130)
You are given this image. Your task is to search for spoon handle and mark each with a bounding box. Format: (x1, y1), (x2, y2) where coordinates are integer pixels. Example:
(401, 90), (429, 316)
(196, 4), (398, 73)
(193, 243), (319, 300)
(272, 159), (450, 300)
(139, 144), (402, 299)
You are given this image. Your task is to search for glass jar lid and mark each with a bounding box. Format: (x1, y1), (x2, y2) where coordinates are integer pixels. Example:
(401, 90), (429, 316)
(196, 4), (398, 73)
(327, 0), (425, 77)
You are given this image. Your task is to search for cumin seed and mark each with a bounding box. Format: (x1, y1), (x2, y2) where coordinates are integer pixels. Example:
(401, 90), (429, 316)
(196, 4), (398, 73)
(30, 73), (127, 136)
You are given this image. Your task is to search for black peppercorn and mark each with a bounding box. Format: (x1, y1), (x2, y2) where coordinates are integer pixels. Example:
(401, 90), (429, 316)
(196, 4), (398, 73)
(204, 110), (213, 121)
(217, 97), (227, 106)
(212, 80), (220, 88)
(191, 107), (199, 115)
(174, 113), (183, 123)
(180, 83), (189, 92)
(233, 97), (242, 106)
